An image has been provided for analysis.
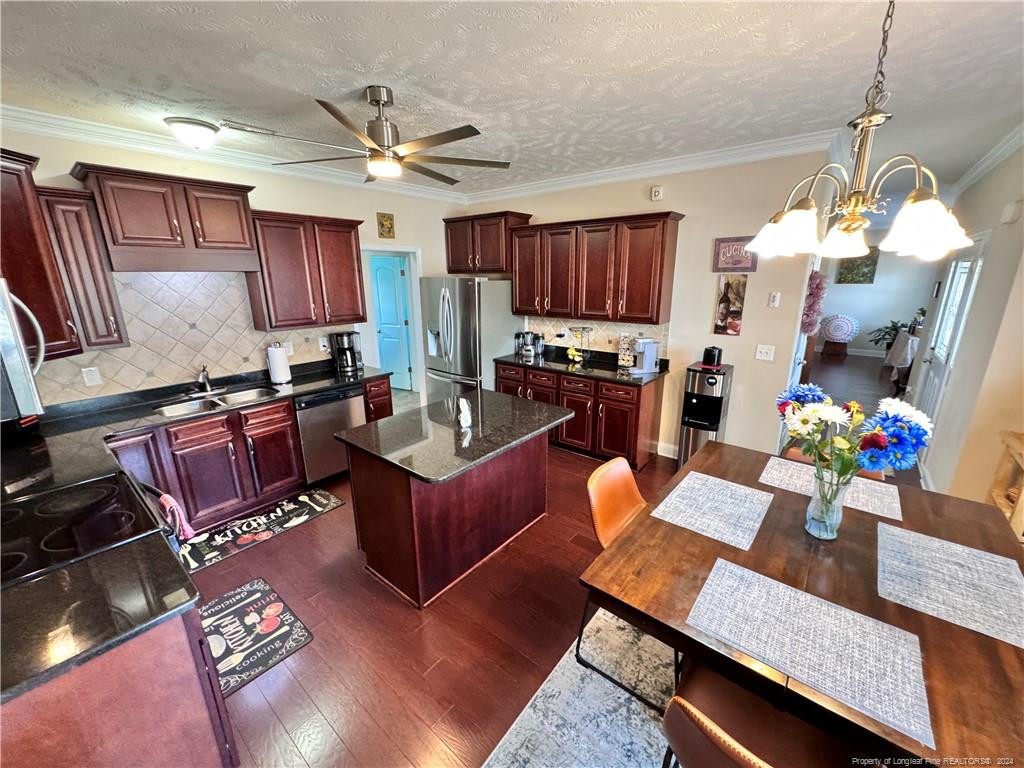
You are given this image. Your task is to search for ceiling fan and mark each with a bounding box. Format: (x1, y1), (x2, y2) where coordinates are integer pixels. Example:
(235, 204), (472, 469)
(221, 85), (510, 185)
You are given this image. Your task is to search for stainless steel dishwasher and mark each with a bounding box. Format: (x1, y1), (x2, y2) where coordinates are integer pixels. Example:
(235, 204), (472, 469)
(294, 385), (366, 483)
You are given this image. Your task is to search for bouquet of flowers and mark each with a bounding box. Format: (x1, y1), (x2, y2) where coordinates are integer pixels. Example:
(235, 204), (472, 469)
(775, 383), (933, 538)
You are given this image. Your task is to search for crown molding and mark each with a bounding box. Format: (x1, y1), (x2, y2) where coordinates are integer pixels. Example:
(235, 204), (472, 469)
(0, 105), (467, 204)
(463, 128), (838, 204)
(953, 123), (1024, 196)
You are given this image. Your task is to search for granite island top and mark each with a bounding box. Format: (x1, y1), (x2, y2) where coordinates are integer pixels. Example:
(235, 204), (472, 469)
(2, 363), (389, 503)
(1, 532), (198, 702)
(493, 353), (669, 387)
(335, 389), (572, 483)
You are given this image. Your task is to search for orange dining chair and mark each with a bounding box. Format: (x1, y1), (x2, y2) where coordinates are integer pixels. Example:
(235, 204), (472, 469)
(575, 457), (680, 712)
(782, 446), (886, 482)
(661, 661), (853, 768)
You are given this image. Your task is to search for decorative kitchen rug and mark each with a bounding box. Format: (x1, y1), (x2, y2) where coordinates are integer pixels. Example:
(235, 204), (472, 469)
(483, 609), (674, 768)
(177, 489), (342, 573)
(200, 577), (313, 697)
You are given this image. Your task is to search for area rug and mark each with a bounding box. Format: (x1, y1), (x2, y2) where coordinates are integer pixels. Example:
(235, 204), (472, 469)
(199, 577), (313, 696)
(177, 489), (342, 573)
(483, 609), (675, 768)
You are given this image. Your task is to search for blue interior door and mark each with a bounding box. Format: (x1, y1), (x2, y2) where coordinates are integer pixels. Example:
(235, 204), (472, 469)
(370, 254), (413, 390)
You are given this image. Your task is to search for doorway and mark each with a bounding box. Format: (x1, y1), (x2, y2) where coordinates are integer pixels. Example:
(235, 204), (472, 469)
(367, 252), (415, 392)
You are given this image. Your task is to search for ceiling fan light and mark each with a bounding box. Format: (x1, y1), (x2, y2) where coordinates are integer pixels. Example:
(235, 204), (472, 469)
(366, 154), (402, 178)
(777, 197), (821, 255)
(817, 225), (869, 259)
(164, 117), (219, 150)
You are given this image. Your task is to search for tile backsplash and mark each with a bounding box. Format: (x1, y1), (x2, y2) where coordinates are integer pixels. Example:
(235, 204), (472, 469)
(525, 317), (669, 355)
(37, 272), (352, 405)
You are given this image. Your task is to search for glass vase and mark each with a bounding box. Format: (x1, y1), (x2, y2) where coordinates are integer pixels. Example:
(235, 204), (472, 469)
(805, 468), (852, 540)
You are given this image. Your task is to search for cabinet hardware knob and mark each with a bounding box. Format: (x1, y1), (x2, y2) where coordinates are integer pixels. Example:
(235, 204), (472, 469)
(544, 297), (550, 311)
(173, 219), (182, 241)
(107, 314), (117, 334)
(587, 400), (592, 414)
(228, 443), (236, 461)
(195, 220), (204, 242)
(66, 320), (78, 340)
(599, 403), (604, 418)
(618, 297), (624, 314)
(605, 297), (611, 313)
(534, 296), (539, 310)
(310, 302), (316, 318)
(517, 385), (523, 397)
(325, 301), (332, 318)
(527, 388), (533, 400)
(246, 436), (255, 456)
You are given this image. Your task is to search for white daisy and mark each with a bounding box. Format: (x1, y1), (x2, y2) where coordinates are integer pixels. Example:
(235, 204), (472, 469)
(877, 397), (934, 436)
(785, 406), (820, 436)
(815, 404), (851, 427)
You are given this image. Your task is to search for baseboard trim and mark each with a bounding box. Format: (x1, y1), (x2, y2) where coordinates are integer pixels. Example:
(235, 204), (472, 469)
(918, 462), (935, 491)
(813, 346), (887, 359)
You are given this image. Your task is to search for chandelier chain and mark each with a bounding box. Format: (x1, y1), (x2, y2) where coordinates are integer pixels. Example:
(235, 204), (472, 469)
(866, 0), (896, 108)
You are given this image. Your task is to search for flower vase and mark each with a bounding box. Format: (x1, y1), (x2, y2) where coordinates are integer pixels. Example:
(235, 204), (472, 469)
(805, 469), (852, 540)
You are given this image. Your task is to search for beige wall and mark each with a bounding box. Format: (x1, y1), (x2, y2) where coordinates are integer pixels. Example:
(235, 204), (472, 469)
(466, 152), (826, 455)
(918, 148), (1024, 501)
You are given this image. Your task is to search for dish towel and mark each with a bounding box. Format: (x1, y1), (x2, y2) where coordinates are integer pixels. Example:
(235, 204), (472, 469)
(159, 493), (196, 541)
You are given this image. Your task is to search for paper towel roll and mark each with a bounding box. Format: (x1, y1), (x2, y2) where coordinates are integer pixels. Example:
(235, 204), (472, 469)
(267, 344), (292, 384)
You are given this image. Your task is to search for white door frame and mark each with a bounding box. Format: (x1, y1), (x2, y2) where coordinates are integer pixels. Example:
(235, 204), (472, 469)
(913, 230), (989, 481)
(360, 244), (426, 406)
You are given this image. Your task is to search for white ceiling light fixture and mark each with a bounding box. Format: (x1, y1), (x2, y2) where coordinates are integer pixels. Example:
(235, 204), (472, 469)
(164, 117), (220, 150)
(748, 0), (970, 262)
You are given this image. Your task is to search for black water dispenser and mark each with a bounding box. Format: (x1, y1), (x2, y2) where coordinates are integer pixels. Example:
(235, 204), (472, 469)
(677, 360), (734, 469)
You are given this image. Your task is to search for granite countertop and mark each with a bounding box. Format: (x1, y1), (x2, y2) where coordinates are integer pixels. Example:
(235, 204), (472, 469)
(1, 532), (198, 702)
(335, 389), (572, 483)
(493, 353), (669, 387)
(1, 364), (389, 503)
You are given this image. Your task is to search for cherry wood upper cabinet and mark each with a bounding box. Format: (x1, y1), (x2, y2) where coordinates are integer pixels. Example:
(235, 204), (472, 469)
(510, 228), (542, 315)
(542, 226), (576, 317)
(0, 150), (81, 360)
(184, 186), (254, 250)
(70, 163), (258, 271)
(577, 222), (617, 320)
(314, 220), (366, 324)
(509, 211), (681, 325)
(246, 210), (366, 331)
(444, 211), (531, 274)
(38, 187), (127, 349)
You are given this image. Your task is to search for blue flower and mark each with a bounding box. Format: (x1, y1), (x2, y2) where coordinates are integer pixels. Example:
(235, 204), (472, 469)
(857, 448), (886, 471)
(776, 383), (827, 407)
(885, 427), (914, 453)
(885, 446), (918, 471)
(907, 424), (929, 450)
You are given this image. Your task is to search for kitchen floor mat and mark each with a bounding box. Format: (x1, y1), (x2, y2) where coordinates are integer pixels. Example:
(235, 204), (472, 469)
(199, 577), (313, 697)
(178, 489), (342, 573)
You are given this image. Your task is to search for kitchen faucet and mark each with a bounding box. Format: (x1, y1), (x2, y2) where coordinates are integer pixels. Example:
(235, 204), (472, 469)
(197, 364), (212, 392)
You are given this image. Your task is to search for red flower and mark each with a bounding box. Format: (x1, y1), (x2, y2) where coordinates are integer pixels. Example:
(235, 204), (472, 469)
(860, 431), (888, 451)
(843, 400), (862, 414)
(777, 400), (794, 416)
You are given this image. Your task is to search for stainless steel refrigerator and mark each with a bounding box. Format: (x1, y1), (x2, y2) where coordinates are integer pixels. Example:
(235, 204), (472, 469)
(421, 277), (524, 402)
(0, 278), (46, 422)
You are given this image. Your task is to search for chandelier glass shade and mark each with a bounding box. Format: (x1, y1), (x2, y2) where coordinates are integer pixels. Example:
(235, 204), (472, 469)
(747, 0), (970, 262)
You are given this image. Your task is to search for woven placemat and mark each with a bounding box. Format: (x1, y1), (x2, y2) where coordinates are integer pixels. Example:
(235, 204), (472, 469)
(651, 472), (772, 550)
(758, 456), (902, 520)
(688, 559), (935, 748)
(877, 523), (1024, 649)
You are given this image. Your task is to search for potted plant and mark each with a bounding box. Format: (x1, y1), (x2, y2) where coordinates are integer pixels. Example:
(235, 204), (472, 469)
(776, 384), (932, 540)
(868, 320), (909, 350)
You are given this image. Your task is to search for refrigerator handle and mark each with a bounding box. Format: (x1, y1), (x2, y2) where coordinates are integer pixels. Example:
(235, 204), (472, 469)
(9, 293), (45, 375)
(426, 369), (479, 387)
(444, 288), (455, 363)
(438, 287), (449, 364)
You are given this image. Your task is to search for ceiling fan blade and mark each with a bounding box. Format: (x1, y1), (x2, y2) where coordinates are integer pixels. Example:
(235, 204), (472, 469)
(390, 125), (480, 157)
(406, 154), (510, 169)
(403, 162), (460, 186)
(315, 99), (382, 151)
(220, 120), (366, 154)
(272, 155), (368, 166)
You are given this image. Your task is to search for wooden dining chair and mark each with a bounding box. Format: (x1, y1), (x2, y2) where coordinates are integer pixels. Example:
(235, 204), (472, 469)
(661, 661), (852, 768)
(781, 446), (886, 482)
(576, 458), (680, 712)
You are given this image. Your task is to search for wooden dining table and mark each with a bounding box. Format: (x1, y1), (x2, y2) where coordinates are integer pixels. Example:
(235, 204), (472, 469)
(580, 441), (1024, 762)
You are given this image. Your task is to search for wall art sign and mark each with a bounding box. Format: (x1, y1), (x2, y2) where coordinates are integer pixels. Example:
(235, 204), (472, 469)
(713, 236), (756, 273)
(376, 212), (396, 239)
(836, 247), (880, 284)
(713, 273), (747, 336)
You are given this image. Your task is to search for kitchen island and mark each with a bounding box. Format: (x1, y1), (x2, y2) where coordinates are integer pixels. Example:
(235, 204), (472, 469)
(335, 390), (572, 608)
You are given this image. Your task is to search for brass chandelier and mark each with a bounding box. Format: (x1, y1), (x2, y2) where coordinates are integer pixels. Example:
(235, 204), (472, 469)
(747, 0), (971, 261)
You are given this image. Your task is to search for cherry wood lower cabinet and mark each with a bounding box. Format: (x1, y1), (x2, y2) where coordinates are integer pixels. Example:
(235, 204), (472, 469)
(363, 374), (394, 422)
(496, 363), (665, 470)
(105, 400), (306, 531)
(0, 609), (236, 768)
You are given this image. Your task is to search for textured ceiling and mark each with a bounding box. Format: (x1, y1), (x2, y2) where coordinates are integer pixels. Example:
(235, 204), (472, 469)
(1, 2), (1021, 192)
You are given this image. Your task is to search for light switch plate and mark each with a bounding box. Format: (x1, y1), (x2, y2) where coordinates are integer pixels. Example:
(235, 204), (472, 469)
(318, 336), (329, 353)
(755, 344), (775, 362)
(768, 291), (782, 308)
(82, 367), (102, 386)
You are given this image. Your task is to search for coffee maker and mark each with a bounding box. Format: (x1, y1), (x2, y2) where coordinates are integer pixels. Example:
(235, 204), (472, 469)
(330, 331), (363, 375)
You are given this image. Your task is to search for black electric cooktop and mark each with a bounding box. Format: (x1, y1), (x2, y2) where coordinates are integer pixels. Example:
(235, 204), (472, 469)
(1, 473), (165, 589)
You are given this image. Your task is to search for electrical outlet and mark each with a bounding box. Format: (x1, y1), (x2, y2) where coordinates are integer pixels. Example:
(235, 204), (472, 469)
(650, 185), (664, 201)
(284, 340), (294, 356)
(768, 291), (782, 308)
(755, 344), (775, 362)
(318, 336), (329, 353)
(82, 367), (102, 386)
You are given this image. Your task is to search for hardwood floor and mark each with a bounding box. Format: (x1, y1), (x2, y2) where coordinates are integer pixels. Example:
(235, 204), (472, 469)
(193, 446), (678, 768)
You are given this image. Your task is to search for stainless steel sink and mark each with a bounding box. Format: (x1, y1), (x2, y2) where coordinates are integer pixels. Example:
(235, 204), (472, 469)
(216, 387), (278, 406)
(153, 399), (221, 417)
